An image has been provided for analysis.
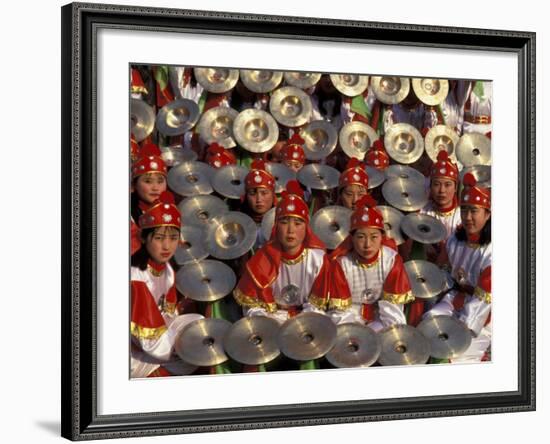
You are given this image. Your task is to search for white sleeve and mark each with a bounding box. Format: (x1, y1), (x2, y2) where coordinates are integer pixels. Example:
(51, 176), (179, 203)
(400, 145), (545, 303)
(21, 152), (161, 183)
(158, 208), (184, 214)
(459, 296), (491, 337)
(424, 291), (456, 319)
(377, 300), (407, 328)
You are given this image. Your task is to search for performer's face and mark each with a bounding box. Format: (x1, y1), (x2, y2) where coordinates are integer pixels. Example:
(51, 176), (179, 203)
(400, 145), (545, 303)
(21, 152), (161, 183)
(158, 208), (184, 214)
(133, 173), (167, 205)
(284, 159), (303, 173)
(246, 187), (274, 215)
(340, 184), (367, 210)
(430, 178), (456, 209)
(145, 226), (180, 264)
(276, 216), (307, 254)
(352, 227), (383, 260)
(460, 205), (490, 236)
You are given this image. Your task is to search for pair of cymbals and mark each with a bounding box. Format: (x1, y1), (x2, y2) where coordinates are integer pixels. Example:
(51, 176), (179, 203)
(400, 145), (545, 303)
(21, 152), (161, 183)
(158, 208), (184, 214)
(424, 125), (460, 164)
(297, 163), (340, 190)
(265, 162), (296, 194)
(233, 109), (279, 153)
(194, 67), (239, 93)
(460, 165), (491, 188)
(377, 206), (405, 245)
(326, 323), (381, 368)
(205, 211), (257, 260)
(176, 259), (237, 302)
(198, 106), (239, 148)
(378, 324), (430, 366)
(456, 133), (491, 167)
(371, 76), (411, 105)
(382, 177), (428, 212)
(300, 120), (338, 160)
(156, 99), (200, 137)
(160, 145), (198, 167)
(284, 72), (321, 90)
(404, 260), (447, 300)
(417, 315), (472, 359)
(384, 123), (425, 164)
(211, 165), (248, 199)
(167, 161), (215, 197)
(240, 69), (283, 93)
(269, 86), (313, 127)
(130, 99), (155, 142)
(174, 225), (209, 265)
(311, 205), (352, 250)
(401, 213), (447, 244)
(339, 121), (378, 160)
(178, 194), (229, 227)
(412, 78), (449, 106)
(329, 74), (369, 97)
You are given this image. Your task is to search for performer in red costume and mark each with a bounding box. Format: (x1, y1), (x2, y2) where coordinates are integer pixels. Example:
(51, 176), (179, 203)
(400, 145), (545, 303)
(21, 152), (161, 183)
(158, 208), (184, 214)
(130, 192), (203, 378)
(365, 139), (390, 171)
(338, 158), (370, 211)
(281, 133), (306, 173)
(233, 180), (330, 324)
(326, 195), (415, 331)
(205, 142), (237, 169)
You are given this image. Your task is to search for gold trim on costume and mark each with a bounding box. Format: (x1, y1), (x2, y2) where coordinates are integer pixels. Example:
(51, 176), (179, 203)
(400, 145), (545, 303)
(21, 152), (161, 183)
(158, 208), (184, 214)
(328, 297), (352, 310)
(233, 288), (278, 313)
(382, 290), (415, 305)
(281, 248), (308, 265)
(353, 254), (379, 269)
(147, 264), (165, 277)
(130, 322), (167, 340)
(245, 263), (278, 290)
(474, 286), (491, 304)
(308, 293), (328, 310)
(132, 85), (149, 95)
(164, 301), (177, 315)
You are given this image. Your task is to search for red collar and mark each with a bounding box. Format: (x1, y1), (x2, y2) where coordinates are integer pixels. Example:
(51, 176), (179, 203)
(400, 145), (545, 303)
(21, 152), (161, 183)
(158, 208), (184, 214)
(467, 233), (481, 243)
(281, 244), (305, 261)
(434, 195), (458, 214)
(355, 249), (380, 266)
(147, 259), (166, 273)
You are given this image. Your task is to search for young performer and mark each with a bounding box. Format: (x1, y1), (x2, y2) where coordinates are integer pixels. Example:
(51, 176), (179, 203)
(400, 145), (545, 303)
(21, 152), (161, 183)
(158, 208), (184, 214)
(280, 133), (306, 173)
(327, 195), (415, 331)
(338, 158), (370, 211)
(233, 180), (329, 324)
(130, 192), (203, 378)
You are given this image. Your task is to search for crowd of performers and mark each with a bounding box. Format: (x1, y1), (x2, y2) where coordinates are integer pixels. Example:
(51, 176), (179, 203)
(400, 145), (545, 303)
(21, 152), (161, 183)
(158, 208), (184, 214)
(129, 65), (492, 378)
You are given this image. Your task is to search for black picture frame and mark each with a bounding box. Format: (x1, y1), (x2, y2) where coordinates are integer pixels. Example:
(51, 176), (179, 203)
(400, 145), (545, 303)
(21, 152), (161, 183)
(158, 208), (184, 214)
(61, 2), (536, 440)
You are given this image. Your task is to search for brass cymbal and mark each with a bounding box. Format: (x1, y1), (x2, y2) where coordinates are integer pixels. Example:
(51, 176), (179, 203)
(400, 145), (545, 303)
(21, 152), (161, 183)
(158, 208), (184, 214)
(194, 67), (239, 93)
(378, 324), (431, 366)
(329, 74), (369, 97)
(174, 318), (231, 367)
(265, 162), (296, 194)
(456, 133), (491, 167)
(240, 69), (283, 93)
(211, 165), (248, 199)
(365, 166), (386, 189)
(205, 211), (257, 260)
(260, 207), (276, 242)
(174, 225), (209, 265)
(198, 106), (239, 148)
(178, 194), (229, 227)
(371, 76), (411, 104)
(404, 260), (447, 300)
(233, 109), (279, 153)
(460, 165), (491, 188)
(297, 163), (340, 190)
(300, 120), (338, 160)
(167, 161), (215, 197)
(269, 86), (313, 127)
(377, 205), (405, 245)
(130, 98), (155, 142)
(384, 164), (426, 185)
(424, 125), (460, 164)
(156, 99), (200, 137)
(401, 213), (447, 244)
(339, 121), (378, 160)
(175, 259), (237, 302)
(412, 78), (449, 106)
(283, 71), (322, 90)
(417, 315), (472, 359)
(223, 316), (281, 365)
(381, 177), (428, 212)
(311, 205), (353, 250)
(278, 312), (337, 361)
(325, 323), (381, 368)
(384, 123), (424, 164)
(160, 145), (198, 167)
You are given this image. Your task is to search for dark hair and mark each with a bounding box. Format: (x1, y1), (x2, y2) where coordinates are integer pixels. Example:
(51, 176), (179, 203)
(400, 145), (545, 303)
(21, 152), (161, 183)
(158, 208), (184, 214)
(455, 216), (491, 245)
(131, 227), (154, 270)
(130, 190), (142, 224)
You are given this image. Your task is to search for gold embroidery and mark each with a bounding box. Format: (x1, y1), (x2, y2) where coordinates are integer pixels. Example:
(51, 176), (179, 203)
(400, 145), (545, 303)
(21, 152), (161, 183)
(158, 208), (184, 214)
(474, 286), (492, 304)
(147, 264), (165, 277)
(328, 297), (352, 310)
(308, 293), (328, 310)
(382, 290), (415, 305)
(130, 322), (167, 339)
(164, 301), (177, 315)
(132, 85), (149, 95)
(281, 248), (308, 265)
(233, 288), (278, 313)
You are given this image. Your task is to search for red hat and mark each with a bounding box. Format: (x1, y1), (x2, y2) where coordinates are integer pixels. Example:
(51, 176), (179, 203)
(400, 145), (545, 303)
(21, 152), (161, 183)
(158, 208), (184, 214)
(132, 143), (168, 178)
(460, 173), (491, 210)
(130, 137), (140, 162)
(430, 150), (459, 182)
(350, 194), (384, 232)
(131, 68), (148, 95)
(275, 180), (309, 222)
(282, 134), (306, 165)
(244, 159), (276, 192)
(365, 139), (390, 170)
(206, 143), (237, 169)
(138, 191), (181, 230)
(339, 158), (369, 189)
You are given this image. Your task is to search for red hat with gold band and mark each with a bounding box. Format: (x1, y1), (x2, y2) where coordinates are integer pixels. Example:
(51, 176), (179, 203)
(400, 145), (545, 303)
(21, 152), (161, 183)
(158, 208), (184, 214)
(206, 143), (237, 169)
(244, 159), (276, 192)
(275, 180), (310, 223)
(138, 191), (181, 230)
(282, 133), (306, 165)
(132, 143), (168, 178)
(365, 139), (390, 170)
(460, 173), (491, 210)
(131, 68), (148, 95)
(339, 158), (369, 189)
(350, 194), (384, 232)
(431, 150), (459, 182)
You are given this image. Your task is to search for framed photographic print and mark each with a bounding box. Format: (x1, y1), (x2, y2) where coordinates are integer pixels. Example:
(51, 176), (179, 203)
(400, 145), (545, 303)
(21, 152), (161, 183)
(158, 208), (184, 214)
(61, 2), (536, 440)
